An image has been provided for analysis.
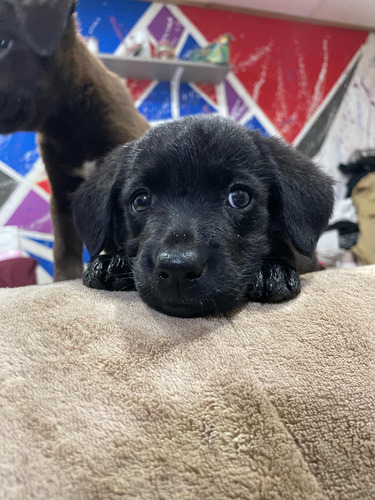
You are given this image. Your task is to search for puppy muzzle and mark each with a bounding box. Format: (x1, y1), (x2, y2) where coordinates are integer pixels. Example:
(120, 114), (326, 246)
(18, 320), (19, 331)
(155, 248), (206, 291)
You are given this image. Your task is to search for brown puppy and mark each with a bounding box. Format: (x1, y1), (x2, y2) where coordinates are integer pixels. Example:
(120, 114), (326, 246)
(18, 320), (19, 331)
(0, 0), (149, 280)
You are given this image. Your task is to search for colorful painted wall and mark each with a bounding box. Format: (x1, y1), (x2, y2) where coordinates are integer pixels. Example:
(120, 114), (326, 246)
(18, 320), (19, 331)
(0, 0), (372, 282)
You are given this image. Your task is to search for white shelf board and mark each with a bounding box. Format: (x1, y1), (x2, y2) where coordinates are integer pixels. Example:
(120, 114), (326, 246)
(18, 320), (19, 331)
(98, 54), (231, 84)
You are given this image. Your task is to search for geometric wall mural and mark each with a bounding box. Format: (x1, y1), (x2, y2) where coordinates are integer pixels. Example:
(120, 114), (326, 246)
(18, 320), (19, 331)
(313, 33), (375, 181)
(0, 0), (370, 282)
(295, 60), (360, 158)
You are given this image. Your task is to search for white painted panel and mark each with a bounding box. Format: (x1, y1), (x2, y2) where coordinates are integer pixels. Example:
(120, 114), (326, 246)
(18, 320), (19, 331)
(314, 34), (375, 180)
(202, 0), (321, 17)
(311, 0), (375, 27)
(187, 0), (375, 28)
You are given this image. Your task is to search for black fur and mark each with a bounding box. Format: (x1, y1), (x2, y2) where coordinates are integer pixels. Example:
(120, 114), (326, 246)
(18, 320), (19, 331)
(73, 115), (334, 318)
(83, 252), (135, 292)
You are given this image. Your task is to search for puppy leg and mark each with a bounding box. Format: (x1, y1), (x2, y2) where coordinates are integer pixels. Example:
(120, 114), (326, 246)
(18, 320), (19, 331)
(41, 144), (85, 281)
(50, 195), (84, 281)
(84, 253), (135, 292)
(247, 260), (301, 303)
(46, 173), (84, 281)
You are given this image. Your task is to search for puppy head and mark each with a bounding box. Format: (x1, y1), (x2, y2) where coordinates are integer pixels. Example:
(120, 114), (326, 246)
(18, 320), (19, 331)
(0, 0), (75, 133)
(74, 115), (333, 317)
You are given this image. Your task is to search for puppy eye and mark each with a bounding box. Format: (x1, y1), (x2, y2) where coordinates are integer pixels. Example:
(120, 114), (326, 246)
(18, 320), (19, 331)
(0, 39), (12, 52)
(131, 192), (151, 213)
(228, 189), (251, 208)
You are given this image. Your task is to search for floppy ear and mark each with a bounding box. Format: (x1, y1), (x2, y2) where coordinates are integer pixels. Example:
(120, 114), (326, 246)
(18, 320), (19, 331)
(72, 145), (129, 258)
(13, 0), (75, 56)
(262, 136), (334, 256)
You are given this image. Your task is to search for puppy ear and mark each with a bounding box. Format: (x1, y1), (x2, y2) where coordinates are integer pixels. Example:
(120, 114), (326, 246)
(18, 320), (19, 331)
(263, 136), (334, 256)
(72, 145), (129, 258)
(13, 0), (75, 56)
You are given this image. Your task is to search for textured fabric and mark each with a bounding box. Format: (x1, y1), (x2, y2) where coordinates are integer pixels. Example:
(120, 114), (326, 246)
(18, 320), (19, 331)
(351, 172), (375, 265)
(0, 257), (37, 288)
(0, 267), (375, 500)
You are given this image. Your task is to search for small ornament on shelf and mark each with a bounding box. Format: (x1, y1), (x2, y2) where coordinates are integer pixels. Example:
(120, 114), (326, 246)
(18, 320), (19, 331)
(118, 31), (151, 58)
(188, 33), (233, 65)
(155, 40), (176, 60)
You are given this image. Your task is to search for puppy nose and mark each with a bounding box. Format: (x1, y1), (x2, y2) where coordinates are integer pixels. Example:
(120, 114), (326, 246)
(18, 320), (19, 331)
(155, 250), (205, 286)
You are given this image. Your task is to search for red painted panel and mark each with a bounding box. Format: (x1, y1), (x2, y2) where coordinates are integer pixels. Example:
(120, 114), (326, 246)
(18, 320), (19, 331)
(180, 6), (367, 142)
(126, 78), (153, 102)
(37, 179), (51, 195)
(194, 83), (218, 104)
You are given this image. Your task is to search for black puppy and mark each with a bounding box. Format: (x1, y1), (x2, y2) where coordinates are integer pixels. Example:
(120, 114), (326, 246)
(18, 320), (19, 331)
(73, 115), (333, 318)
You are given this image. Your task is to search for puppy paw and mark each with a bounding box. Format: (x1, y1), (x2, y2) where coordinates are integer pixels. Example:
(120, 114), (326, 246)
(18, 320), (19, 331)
(83, 253), (135, 291)
(247, 261), (300, 303)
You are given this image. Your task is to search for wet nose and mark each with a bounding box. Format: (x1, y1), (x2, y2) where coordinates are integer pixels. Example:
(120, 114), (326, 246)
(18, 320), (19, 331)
(155, 249), (205, 287)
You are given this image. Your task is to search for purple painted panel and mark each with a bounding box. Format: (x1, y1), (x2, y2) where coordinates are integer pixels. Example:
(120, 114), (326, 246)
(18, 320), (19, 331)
(148, 6), (184, 47)
(6, 190), (52, 234)
(225, 81), (249, 122)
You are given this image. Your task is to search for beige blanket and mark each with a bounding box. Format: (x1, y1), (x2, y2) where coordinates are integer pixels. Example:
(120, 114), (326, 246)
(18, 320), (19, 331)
(0, 267), (375, 500)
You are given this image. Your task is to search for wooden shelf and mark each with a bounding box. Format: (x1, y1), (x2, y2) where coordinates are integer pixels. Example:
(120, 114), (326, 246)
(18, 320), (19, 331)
(98, 54), (231, 84)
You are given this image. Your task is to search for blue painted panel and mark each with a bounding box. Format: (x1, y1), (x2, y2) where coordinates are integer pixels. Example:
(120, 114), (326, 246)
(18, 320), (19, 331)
(26, 251), (54, 277)
(179, 83), (216, 116)
(0, 132), (39, 177)
(244, 116), (270, 137)
(83, 246), (91, 264)
(138, 82), (172, 120)
(179, 34), (200, 60)
(77, 0), (151, 54)
(25, 237), (54, 249)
